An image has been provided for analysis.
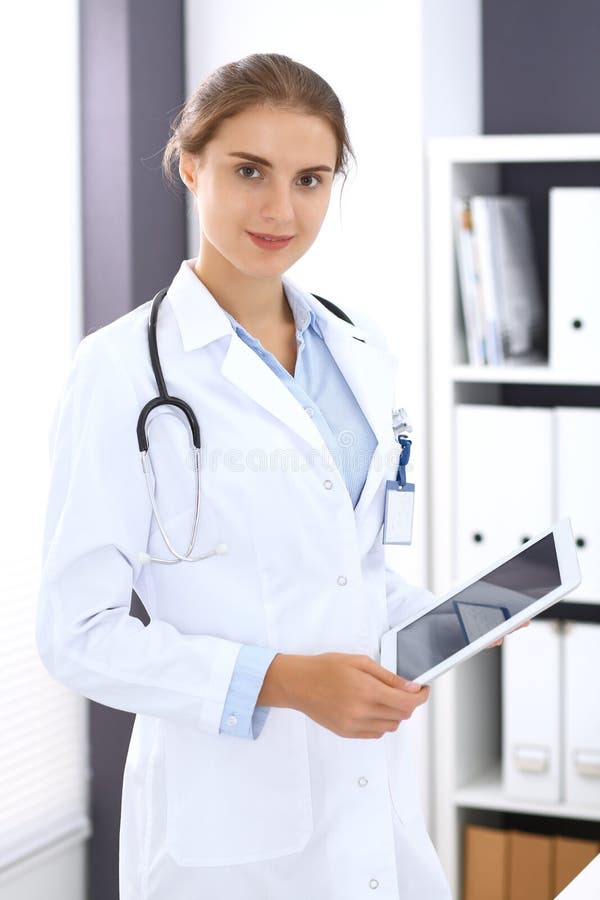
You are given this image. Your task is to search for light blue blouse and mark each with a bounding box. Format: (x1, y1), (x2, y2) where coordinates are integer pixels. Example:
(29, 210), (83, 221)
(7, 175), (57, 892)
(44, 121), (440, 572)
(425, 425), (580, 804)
(218, 279), (377, 739)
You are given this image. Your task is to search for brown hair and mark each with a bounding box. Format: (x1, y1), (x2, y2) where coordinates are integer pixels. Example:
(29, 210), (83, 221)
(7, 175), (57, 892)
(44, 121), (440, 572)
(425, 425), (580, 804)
(162, 52), (356, 202)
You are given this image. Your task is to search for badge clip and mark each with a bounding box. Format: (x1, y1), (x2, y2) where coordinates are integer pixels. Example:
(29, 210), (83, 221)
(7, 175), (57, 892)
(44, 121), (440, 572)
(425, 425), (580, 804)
(383, 411), (415, 545)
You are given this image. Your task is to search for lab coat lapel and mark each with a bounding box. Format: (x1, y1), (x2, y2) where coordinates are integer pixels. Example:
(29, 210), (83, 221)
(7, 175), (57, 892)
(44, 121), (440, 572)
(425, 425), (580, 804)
(312, 314), (398, 528)
(219, 335), (327, 454)
(218, 294), (398, 529)
(168, 259), (336, 456)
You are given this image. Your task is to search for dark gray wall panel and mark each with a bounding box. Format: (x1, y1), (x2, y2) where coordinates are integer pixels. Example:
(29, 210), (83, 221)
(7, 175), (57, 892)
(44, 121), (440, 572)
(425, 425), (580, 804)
(81, 0), (186, 337)
(483, 0), (600, 134)
(80, 0), (132, 334)
(129, 0), (187, 310)
(79, 2), (185, 898)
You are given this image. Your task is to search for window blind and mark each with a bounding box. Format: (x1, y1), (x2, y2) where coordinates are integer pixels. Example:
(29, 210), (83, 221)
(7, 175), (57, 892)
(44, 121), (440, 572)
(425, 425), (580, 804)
(0, 0), (90, 877)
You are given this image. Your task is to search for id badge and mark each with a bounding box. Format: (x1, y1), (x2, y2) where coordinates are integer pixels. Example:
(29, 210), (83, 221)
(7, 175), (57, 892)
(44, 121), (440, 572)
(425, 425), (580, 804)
(383, 481), (415, 545)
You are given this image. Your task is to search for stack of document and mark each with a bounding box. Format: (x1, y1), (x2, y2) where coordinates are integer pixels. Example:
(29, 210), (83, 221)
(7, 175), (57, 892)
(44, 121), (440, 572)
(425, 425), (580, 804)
(453, 195), (547, 365)
(502, 620), (600, 807)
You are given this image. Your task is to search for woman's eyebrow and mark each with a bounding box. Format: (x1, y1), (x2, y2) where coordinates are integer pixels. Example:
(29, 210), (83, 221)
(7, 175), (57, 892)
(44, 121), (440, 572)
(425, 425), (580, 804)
(227, 151), (333, 174)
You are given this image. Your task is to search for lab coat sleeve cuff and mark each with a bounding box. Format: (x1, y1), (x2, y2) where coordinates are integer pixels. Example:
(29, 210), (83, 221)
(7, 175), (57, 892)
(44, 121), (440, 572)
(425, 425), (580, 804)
(219, 645), (280, 740)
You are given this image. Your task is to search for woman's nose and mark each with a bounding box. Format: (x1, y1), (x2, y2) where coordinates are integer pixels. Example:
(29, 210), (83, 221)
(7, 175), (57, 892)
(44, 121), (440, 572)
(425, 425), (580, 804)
(260, 181), (294, 222)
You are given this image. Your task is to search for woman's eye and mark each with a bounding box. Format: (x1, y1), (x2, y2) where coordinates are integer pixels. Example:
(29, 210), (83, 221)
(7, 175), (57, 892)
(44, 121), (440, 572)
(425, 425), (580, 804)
(298, 174), (320, 188)
(237, 165), (260, 179)
(235, 166), (321, 188)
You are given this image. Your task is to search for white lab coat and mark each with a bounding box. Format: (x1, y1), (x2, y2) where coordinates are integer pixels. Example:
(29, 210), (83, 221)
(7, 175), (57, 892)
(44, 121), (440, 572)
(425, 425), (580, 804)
(36, 259), (451, 899)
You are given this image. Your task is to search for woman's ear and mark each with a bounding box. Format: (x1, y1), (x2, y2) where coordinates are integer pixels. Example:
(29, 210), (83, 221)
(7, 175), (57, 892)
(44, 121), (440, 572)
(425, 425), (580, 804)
(179, 151), (197, 193)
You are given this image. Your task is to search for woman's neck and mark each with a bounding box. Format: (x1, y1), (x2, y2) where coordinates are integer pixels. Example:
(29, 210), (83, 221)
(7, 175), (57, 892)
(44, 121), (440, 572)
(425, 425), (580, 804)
(193, 252), (291, 332)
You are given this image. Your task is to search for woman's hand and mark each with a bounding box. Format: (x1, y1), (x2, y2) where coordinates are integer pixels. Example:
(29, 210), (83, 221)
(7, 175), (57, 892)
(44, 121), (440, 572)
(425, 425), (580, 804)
(486, 619), (531, 649)
(278, 652), (430, 740)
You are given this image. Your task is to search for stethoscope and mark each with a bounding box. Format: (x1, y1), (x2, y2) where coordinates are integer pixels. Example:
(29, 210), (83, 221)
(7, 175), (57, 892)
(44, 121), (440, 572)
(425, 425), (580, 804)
(136, 287), (228, 566)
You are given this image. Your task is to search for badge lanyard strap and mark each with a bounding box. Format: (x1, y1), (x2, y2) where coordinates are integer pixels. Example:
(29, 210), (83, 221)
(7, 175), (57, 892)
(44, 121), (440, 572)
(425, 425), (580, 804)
(395, 435), (412, 487)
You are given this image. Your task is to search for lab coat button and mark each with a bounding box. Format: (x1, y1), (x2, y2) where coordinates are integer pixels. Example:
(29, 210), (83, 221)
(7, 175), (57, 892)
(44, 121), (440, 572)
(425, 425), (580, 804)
(337, 575), (348, 586)
(357, 776), (368, 787)
(304, 406), (314, 417)
(369, 878), (379, 889)
(226, 715), (238, 727)
(323, 479), (333, 490)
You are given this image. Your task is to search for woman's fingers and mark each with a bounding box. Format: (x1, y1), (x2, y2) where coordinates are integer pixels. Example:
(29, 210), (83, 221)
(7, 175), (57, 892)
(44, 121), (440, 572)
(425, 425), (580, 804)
(486, 637), (504, 648)
(487, 619), (533, 649)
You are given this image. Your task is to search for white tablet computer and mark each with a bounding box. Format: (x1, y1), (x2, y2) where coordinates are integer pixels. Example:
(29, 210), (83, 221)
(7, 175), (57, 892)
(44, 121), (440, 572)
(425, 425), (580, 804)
(380, 518), (581, 684)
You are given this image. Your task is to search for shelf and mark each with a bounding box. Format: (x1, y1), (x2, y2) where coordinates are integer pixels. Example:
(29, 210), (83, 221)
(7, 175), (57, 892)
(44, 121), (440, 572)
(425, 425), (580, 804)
(454, 766), (600, 822)
(428, 133), (600, 164)
(428, 133), (600, 897)
(451, 365), (600, 386)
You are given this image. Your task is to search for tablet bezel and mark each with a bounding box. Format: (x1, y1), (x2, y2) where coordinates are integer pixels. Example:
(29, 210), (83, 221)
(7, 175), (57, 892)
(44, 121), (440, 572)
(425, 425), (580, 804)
(380, 517), (581, 684)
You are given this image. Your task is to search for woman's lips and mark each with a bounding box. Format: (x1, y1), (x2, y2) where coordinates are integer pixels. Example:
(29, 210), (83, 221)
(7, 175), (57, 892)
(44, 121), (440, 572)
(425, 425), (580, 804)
(246, 231), (294, 250)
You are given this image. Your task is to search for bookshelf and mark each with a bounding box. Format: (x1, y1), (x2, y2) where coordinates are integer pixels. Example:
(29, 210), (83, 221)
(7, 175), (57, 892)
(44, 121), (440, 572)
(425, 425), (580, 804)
(426, 134), (600, 897)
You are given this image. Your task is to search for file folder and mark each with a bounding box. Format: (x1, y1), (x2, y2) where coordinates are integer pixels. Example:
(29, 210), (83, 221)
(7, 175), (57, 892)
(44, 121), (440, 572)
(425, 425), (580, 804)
(550, 187), (600, 374)
(463, 824), (508, 900)
(553, 836), (600, 895)
(455, 404), (553, 582)
(555, 407), (600, 602)
(554, 853), (600, 900)
(509, 831), (554, 900)
(563, 623), (600, 807)
(502, 620), (562, 802)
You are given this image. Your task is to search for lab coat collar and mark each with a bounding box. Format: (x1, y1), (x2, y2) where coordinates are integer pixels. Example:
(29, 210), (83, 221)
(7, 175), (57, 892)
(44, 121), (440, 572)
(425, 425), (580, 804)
(166, 258), (235, 352)
(166, 258), (335, 350)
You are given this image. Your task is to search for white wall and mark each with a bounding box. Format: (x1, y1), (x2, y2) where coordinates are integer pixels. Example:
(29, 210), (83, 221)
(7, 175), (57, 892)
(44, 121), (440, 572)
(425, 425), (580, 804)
(422, 0), (482, 138)
(0, 0), (87, 898)
(184, 0), (429, 580)
(184, 0), (481, 834)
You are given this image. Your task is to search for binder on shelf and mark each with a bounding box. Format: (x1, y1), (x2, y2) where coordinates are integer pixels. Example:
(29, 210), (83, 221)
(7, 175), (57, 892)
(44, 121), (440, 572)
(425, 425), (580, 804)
(453, 199), (487, 365)
(463, 826), (600, 900)
(502, 620), (562, 803)
(554, 853), (600, 900)
(508, 831), (554, 900)
(470, 195), (546, 365)
(555, 407), (600, 602)
(463, 824), (508, 900)
(550, 187), (600, 374)
(454, 404), (553, 582)
(563, 623), (600, 807)
(554, 836), (600, 896)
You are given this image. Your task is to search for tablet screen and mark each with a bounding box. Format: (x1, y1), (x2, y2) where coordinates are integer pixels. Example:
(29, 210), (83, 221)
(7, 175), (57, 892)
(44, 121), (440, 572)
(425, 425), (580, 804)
(395, 532), (561, 681)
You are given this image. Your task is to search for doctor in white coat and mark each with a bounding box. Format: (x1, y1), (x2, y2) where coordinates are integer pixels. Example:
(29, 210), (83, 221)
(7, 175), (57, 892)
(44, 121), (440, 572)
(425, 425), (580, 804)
(36, 52), (452, 899)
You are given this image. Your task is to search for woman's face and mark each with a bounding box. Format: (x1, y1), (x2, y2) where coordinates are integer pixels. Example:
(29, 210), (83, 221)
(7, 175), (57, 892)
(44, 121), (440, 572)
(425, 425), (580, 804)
(180, 104), (338, 278)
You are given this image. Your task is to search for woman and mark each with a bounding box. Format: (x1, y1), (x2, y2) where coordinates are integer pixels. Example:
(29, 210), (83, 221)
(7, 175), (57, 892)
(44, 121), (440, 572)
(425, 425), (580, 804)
(37, 53), (452, 899)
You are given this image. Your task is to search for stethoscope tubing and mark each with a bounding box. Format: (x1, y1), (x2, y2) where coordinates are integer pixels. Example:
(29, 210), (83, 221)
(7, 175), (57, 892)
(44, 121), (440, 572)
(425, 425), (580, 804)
(136, 288), (227, 565)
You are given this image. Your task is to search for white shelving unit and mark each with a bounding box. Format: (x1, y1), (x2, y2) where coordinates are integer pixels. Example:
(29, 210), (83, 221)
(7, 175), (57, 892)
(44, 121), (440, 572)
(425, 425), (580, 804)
(426, 133), (600, 898)
(454, 765), (600, 824)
